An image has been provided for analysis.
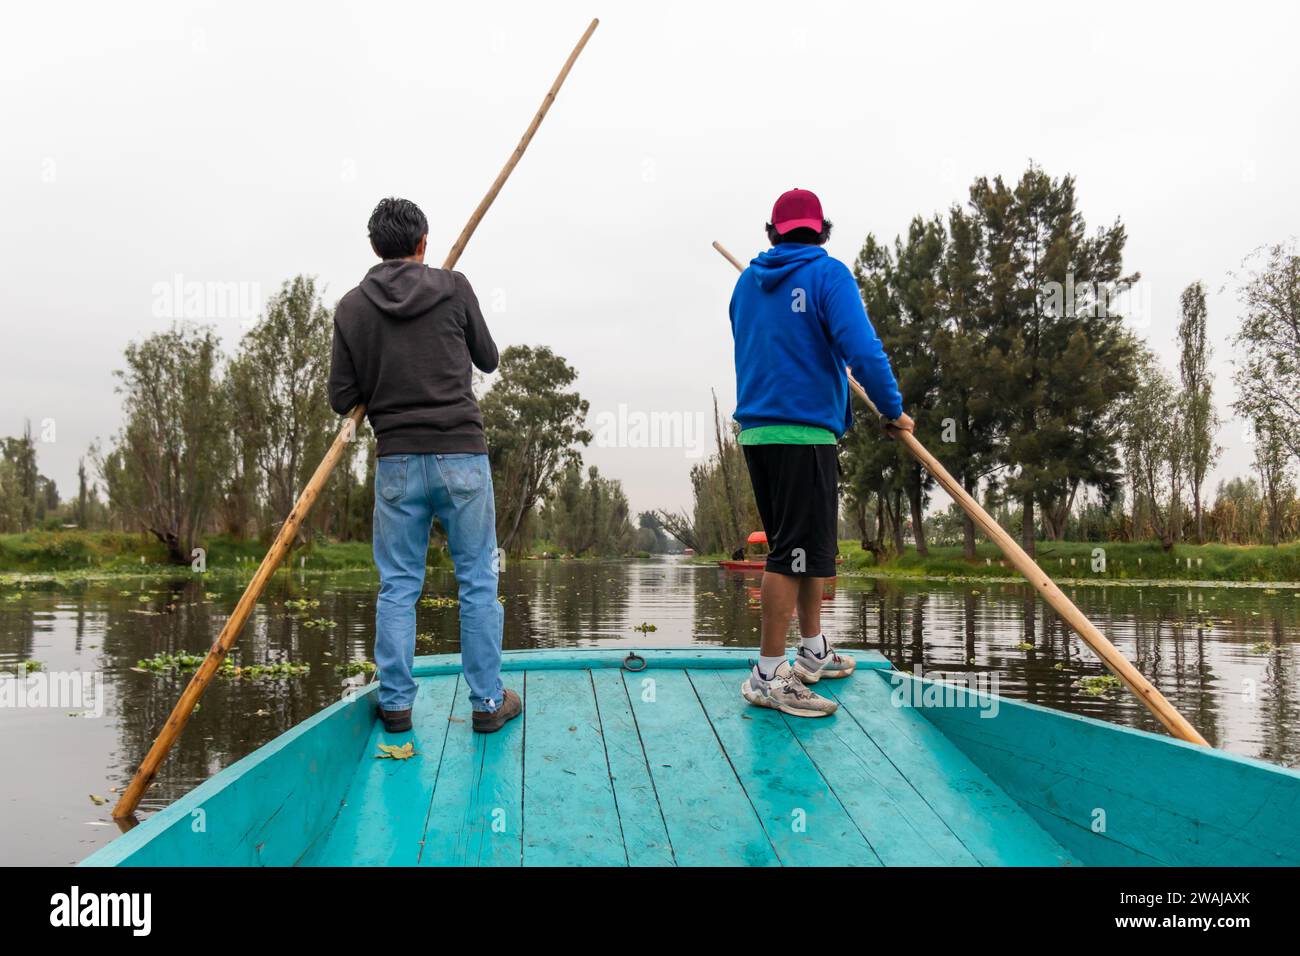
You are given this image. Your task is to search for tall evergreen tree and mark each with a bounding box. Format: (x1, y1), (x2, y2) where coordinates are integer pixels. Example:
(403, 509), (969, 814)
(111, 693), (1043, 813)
(848, 235), (910, 556)
(75, 458), (88, 528)
(978, 165), (1137, 554)
(1177, 281), (1220, 542)
(888, 216), (946, 555)
(931, 204), (1004, 558)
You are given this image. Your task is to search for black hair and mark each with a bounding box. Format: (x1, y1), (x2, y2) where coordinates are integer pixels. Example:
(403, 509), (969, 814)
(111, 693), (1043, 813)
(766, 219), (833, 247)
(368, 197), (429, 259)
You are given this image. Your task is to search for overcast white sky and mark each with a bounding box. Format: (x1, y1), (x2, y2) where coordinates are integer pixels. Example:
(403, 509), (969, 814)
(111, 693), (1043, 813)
(3, 0), (1297, 515)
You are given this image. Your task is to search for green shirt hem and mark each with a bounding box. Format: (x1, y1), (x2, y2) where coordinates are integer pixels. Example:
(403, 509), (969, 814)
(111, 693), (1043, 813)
(738, 425), (837, 446)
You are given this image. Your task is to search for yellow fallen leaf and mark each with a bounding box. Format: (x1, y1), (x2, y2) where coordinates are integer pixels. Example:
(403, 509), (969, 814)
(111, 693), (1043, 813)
(376, 742), (416, 760)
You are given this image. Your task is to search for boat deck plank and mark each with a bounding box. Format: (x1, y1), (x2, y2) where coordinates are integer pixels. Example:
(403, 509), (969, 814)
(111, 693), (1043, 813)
(305, 657), (1073, 867)
(522, 669), (625, 866)
(825, 672), (1078, 866)
(782, 686), (980, 866)
(303, 673), (458, 867)
(419, 675), (525, 867)
(625, 669), (779, 866)
(589, 668), (675, 866)
(686, 667), (882, 866)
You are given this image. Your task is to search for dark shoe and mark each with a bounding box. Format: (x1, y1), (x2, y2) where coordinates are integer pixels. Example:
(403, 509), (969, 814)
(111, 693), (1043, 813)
(472, 688), (522, 734)
(378, 706), (412, 733)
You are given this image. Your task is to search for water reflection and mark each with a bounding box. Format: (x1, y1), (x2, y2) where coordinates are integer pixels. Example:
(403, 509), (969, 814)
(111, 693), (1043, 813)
(1, 557), (1297, 865)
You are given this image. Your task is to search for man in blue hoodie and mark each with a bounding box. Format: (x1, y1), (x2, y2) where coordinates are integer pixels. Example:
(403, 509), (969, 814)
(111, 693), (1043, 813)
(730, 188), (913, 717)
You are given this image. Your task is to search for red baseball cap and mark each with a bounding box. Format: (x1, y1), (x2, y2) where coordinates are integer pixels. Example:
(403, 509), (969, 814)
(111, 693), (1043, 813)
(771, 188), (824, 235)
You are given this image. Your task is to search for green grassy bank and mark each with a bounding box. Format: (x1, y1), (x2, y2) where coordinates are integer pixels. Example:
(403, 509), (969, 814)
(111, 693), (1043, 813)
(696, 539), (1300, 585)
(6, 531), (1299, 585)
(0, 530), (379, 576)
(0, 530), (640, 580)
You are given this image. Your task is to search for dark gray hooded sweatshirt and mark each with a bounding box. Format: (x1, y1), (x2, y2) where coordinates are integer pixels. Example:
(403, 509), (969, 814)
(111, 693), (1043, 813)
(329, 260), (499, 455)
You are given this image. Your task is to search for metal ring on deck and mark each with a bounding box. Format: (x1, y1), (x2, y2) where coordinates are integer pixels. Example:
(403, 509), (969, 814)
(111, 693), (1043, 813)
(622, 652), (647, 672)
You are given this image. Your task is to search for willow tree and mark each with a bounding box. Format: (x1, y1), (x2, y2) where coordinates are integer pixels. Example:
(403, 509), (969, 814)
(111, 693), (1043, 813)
(657, 411), (758, 557)
(1233, 241), (1300, 467)
(1252, 412), (1295, 546)
(481, 345), (590, 554)
(0, 425), (41, 532)
(539, 464), (635, 556)
(1122, 351), (1186, 548)
(226, 276), (336, 538)
(98, 324), (230, 563)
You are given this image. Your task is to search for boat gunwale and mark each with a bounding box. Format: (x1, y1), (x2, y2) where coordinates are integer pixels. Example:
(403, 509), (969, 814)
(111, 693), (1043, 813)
(883, 668), (1300, 781)
(412, 646), (892, 676)
(80, 681), (381, 867)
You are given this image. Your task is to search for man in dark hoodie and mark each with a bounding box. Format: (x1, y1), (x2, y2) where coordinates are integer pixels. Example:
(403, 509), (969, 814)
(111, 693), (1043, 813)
(729, 188), (913, 717)
(329, 197), (521, 735)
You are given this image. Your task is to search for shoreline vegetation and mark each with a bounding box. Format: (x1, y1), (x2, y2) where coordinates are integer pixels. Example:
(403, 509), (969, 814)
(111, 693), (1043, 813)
(0, 530), (650, 584)
(692, 539), (1300, 587)
(4, 174), (1297, 599)
(2, 530), (1300, 588)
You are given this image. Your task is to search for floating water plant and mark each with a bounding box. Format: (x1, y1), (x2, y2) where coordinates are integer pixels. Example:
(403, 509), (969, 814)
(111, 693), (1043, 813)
(240, 662), (311, 680)
(420, 596), (458, 609)
(337, 660), (377, 677)
(2, 659), (43, 674)
(136, 652), (211, 673)
(135, 653), (308, 680)
(1075, 674), (1123, 697)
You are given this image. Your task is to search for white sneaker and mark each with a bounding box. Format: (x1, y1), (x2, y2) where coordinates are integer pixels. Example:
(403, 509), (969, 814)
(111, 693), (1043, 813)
(741, 660), (838, 718)
(793, 640), (857, 684)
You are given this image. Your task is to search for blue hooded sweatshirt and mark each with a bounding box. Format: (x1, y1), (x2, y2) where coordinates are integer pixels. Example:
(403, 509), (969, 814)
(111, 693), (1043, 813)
(729, 244), (904, 436)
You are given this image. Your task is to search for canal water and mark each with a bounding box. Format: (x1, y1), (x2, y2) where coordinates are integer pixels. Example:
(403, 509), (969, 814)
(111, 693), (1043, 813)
(2, 556), (1297, 865)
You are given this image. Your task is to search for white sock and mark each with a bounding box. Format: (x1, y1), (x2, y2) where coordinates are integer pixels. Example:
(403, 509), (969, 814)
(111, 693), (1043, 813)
(801, 633), (828, 657)
(757, 655), (787, 680)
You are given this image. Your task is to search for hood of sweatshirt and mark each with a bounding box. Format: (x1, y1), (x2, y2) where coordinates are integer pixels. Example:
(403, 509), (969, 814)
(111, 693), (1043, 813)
(359, 260), (454, 320)
(747, 243), (827, 292)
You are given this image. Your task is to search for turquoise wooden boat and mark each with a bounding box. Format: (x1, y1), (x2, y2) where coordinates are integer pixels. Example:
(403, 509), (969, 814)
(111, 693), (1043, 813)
(81, 648), (1300, 867)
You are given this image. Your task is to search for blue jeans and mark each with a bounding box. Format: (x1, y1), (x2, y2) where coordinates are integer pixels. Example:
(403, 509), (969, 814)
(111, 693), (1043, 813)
(373, 453), (504, 713)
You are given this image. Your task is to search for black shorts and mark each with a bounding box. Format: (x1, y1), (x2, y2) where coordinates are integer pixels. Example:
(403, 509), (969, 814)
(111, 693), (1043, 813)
(742, 443), (840, 577)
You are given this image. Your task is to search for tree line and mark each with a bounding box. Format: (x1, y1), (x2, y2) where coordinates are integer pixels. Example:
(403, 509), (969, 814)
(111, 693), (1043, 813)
(663, 165), (1300, 557)
(2, 277), (642, 563)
